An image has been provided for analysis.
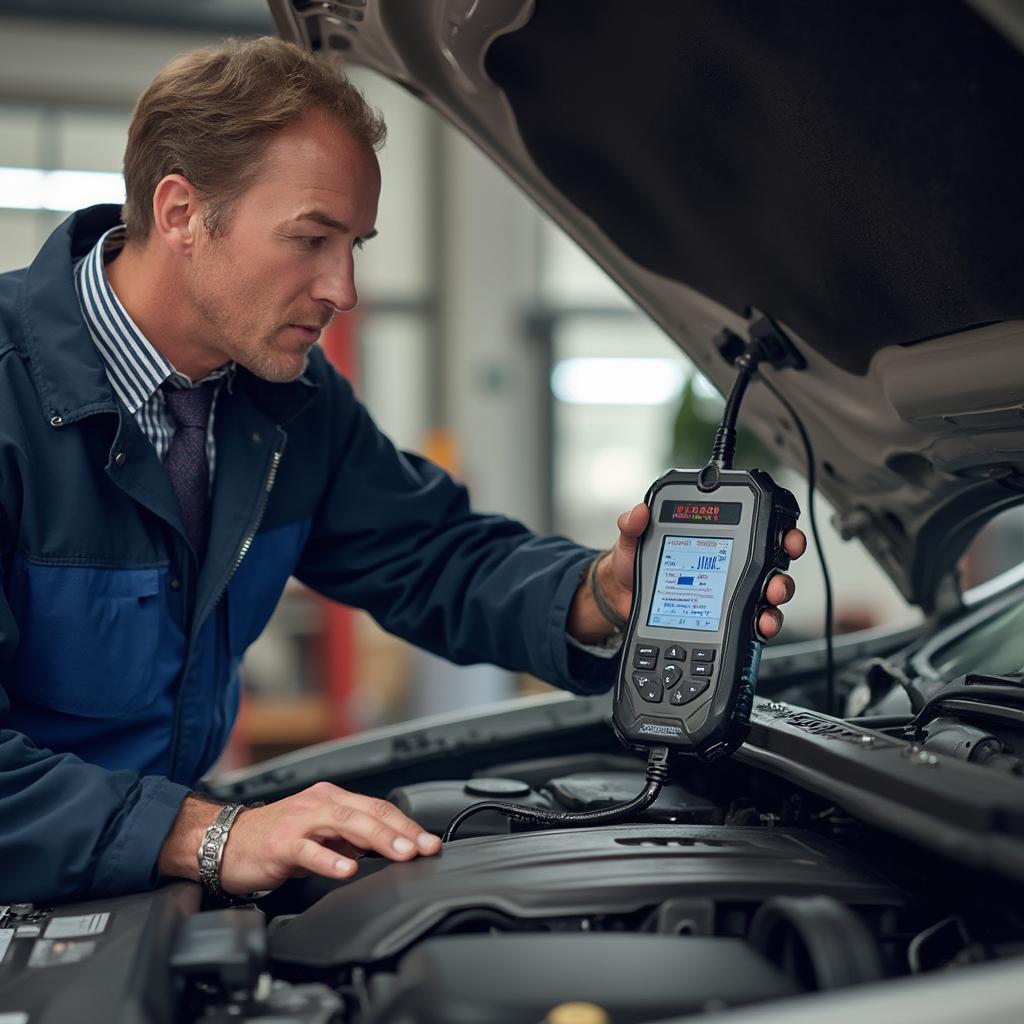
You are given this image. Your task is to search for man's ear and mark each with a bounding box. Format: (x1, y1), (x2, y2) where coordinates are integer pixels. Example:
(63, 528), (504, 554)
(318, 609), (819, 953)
(151, 174), (202, 255)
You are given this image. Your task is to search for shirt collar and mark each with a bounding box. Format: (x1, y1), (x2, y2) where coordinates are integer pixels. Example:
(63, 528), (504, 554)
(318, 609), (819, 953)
(75, 225), (234, 413)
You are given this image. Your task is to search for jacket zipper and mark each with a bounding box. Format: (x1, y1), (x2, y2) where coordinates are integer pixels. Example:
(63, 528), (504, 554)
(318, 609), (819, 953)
(208, 447), (283, 616)
(167, 446), (282, 778)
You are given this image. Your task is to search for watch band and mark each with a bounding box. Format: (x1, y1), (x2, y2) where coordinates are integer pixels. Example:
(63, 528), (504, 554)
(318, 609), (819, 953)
(197, 802), (246, 900)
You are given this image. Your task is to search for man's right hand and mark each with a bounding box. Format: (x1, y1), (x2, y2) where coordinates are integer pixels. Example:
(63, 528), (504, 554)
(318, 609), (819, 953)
(158, 783), (442, 895)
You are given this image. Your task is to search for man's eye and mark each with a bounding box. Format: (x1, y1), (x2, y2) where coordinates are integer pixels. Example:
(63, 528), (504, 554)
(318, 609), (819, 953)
(298, 236), (326, 250)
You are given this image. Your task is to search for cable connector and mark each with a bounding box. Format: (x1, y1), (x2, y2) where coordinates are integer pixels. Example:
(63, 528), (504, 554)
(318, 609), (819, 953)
(703, 317), (804, 479)
(715, 318), (806, 374)
(644, 744), (672, 785)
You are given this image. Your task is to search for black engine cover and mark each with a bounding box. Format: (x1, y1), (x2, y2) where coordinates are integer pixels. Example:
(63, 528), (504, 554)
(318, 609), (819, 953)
(268, 824), (903, 968)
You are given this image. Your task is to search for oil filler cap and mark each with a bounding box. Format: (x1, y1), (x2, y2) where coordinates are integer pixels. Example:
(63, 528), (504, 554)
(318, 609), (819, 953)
(463, 777), (532, 798)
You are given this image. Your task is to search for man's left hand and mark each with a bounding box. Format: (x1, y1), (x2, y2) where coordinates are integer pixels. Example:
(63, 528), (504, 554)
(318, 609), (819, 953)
(567, 503), (807, 645)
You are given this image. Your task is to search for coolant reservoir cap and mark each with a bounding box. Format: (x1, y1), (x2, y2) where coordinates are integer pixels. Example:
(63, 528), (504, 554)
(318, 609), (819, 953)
(546, 1003), (610, 1024)
(463, 777), (532, 798)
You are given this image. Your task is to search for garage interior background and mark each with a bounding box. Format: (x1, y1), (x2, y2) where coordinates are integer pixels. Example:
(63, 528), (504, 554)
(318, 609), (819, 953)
(4, 1), (1020, 769)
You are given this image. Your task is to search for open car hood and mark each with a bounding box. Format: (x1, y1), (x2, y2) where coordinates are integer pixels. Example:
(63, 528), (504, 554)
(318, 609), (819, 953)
(271, 0), (1024, 613)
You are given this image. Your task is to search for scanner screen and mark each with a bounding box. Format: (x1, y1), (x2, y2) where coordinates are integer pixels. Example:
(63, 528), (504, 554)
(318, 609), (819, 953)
(647, 535), (735, 631)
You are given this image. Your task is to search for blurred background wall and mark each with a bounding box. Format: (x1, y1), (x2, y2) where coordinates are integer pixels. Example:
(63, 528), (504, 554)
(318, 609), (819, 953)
(11, 2), (1019, 770)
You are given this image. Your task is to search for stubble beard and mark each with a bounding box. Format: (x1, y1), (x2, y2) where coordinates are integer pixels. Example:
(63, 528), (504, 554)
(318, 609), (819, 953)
(188, 273), (311, 384)
(216, 326), (312, 384)
(240, 337), (312, 384)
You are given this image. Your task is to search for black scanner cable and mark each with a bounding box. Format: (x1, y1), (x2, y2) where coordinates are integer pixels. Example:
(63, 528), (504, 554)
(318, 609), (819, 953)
(757, 374), (836, 716)
(714, 329), (836, 714)
(708, 345), (754, 471)
(442, 744), (671, 842)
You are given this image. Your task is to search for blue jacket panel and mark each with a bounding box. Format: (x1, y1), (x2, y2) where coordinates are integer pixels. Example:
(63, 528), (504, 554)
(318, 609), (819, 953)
(0, 207), (616, 901)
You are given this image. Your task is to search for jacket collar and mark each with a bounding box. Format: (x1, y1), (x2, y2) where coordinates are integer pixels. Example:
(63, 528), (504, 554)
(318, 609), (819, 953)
(19, 205), (318, 429)
(21, 205), (122, 426)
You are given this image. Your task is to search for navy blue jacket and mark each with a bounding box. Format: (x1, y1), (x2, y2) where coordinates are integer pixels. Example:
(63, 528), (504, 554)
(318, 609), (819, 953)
(0, 206), (615, 901)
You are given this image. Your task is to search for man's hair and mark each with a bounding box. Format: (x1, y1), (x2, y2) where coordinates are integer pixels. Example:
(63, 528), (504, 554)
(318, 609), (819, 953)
(121, 36), (386, 240)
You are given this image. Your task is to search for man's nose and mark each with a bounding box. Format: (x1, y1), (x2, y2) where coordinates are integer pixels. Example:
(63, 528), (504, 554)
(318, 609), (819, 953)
(313, 261), (358, 313)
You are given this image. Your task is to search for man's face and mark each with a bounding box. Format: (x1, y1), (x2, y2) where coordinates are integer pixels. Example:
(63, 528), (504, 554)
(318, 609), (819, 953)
(185, 109), (381, 383)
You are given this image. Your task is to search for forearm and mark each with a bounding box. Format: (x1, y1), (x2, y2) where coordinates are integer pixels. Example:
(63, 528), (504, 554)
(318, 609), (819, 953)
(297, 385), (605, 683)
(0, 730), (189, 901)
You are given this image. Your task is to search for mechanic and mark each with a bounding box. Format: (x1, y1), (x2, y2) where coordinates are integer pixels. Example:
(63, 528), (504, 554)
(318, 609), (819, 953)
(0, 38), (804, 902)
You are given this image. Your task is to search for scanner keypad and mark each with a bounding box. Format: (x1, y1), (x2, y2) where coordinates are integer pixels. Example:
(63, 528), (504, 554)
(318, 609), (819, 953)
(630, 642), (719, 707)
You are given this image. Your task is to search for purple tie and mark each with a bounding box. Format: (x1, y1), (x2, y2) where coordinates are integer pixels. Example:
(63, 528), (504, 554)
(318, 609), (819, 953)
(164, 384), (215, 560)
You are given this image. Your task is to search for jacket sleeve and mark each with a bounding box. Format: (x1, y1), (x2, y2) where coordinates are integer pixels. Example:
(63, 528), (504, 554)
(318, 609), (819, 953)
(294, 373), (618, 696)
(0, 523), (189, 902)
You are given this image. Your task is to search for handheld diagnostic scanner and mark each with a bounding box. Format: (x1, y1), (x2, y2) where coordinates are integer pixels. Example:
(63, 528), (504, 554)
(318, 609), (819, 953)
(442, 327), (804, 841)
(612, 467), (799, 761)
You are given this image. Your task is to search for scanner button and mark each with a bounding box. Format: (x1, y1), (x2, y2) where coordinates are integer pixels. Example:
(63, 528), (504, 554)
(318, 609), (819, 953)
(691, 648), (716, 662)
(661, 663), (683, 686)
(670, 679), (710, 705)
(664, 646), (686, 661)
(691, 662), (714, 677)
(636, 645), (659, 659)
(633, 656), (657, 671)
(632, 672), (663, 703)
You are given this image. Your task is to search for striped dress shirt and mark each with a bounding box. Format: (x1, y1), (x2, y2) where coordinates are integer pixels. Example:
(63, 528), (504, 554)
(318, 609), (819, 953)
(74, 225), (233, 483)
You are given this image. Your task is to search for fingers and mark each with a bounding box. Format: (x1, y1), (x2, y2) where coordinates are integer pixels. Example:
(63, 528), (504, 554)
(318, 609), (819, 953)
(292, 837), (360, 881)
(758, 607), (784, 638)
(761, 569), (795, 639)
(616, 502), (650, 539)
(292, 793), (444, 881)
(764, 572), (795, 607)
(342, 790), (443, 855)
(328, 805), (418, 859)
(607, 503), (650, 599)
(313, 784), (441, 859)
(784, 528), (807, 559)
(318, 837), (367, 861)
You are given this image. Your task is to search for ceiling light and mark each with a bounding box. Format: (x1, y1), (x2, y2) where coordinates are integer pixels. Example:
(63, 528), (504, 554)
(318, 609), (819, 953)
(0, 166), (125, 212)
(551, 357), (687, 405)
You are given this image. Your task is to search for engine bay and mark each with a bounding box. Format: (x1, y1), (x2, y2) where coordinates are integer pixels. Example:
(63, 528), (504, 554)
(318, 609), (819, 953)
(3, 691), (1023, 1024)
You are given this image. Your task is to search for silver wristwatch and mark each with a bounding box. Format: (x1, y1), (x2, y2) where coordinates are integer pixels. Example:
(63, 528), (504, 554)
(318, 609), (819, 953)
(197, 802), (247, 900)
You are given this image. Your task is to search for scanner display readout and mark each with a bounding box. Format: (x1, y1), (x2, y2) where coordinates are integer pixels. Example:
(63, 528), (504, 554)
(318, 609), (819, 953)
(658, 500), (742, 525)
(647, 536), (734, 631)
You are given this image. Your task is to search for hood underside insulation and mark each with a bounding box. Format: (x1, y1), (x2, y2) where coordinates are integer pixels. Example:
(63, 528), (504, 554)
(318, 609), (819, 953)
(485, 0), (1024, 374)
